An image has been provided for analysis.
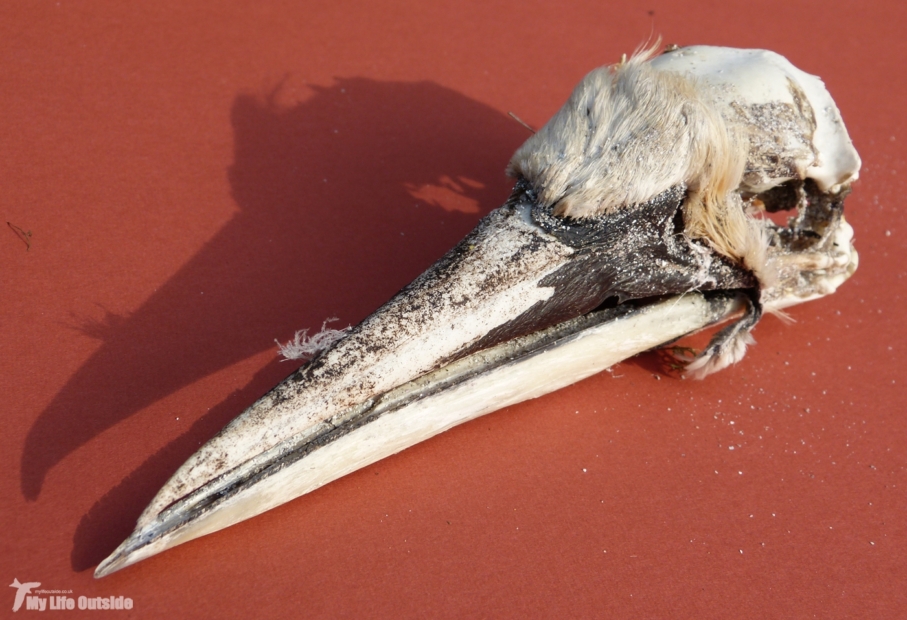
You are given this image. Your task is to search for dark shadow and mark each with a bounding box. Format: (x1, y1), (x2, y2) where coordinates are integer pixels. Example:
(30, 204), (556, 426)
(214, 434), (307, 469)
(24, 77), (529, 505)
(626, 350), (674, 376)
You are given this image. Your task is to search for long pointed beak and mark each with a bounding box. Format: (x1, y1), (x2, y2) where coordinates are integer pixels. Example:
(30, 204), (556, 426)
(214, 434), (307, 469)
(93, 188), (749, 578)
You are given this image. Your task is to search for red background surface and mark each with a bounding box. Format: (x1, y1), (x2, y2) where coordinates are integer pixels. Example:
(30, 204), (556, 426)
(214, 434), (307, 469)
(2, 1), (905, 617)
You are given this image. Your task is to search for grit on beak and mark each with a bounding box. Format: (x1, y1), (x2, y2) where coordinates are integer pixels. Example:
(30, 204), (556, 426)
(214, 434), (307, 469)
(94, 191), (745, 578)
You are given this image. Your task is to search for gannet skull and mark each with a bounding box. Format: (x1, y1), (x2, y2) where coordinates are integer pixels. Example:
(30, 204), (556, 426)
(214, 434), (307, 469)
(95, 45), (860, 577)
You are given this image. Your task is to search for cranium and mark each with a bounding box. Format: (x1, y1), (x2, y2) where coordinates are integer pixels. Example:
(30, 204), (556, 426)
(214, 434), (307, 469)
(95, 45), (859, 577)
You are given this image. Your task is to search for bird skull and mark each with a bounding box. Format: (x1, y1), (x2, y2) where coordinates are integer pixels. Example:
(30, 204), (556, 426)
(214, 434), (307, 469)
(95, 45), (859, 577)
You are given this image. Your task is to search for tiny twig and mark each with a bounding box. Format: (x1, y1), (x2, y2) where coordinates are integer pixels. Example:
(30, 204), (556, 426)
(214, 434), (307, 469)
(508, 112), (536, 134)
(666, 345), (698, 358)
(7, 221), (32, 250)
(658, 345), (699, 372)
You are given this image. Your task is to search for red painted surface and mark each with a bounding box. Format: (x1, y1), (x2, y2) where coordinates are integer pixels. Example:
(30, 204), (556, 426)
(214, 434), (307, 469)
(2, 1), (905, 617)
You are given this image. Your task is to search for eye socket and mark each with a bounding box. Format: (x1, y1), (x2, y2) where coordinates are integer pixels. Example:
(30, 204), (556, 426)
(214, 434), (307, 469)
(746, 179), (804, 229)
(749, 178), (845, 253)
(754, 180), (802, 213)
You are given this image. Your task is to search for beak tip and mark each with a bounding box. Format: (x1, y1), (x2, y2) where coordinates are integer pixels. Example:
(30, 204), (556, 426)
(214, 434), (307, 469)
(93, 530), (151, 579)
(93, 554), (124, 579)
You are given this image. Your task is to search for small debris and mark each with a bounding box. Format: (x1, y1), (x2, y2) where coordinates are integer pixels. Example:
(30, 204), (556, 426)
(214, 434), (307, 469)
(7, 221), (32, 250)
(508, 111), (536, 134)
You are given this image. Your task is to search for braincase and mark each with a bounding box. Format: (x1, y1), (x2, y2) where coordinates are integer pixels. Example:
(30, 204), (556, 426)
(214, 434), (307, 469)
(507, 57), (727, 219)
(508, 46), (860, 220)
(650, 46), (860, 194)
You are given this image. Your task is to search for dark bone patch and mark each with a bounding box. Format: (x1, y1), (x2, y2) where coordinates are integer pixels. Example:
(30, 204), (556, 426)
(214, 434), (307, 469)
(463, 182), (756, 355)
(731, 77), (818, 191)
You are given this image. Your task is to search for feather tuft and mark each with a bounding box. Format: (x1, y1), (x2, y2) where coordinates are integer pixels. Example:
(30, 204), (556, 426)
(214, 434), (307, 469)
(276, 318), (350, 361)
(684, 328), (755, 379)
